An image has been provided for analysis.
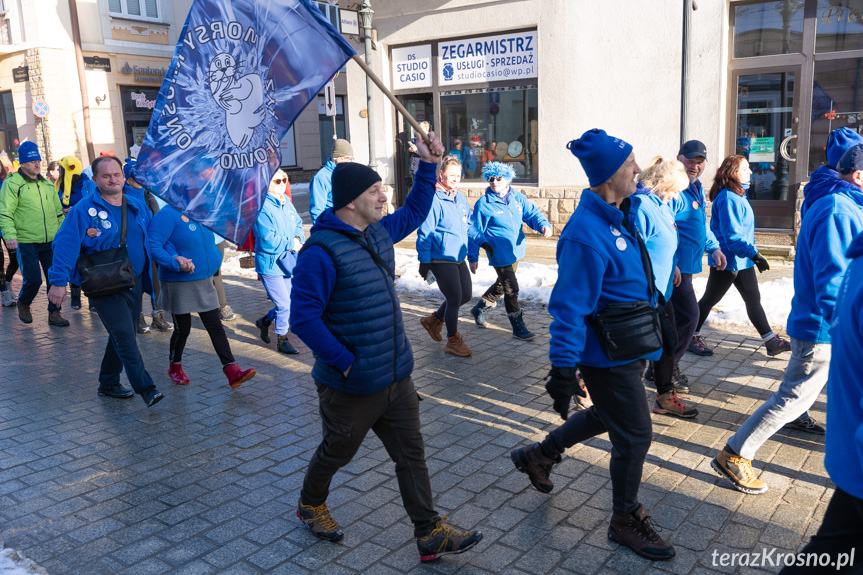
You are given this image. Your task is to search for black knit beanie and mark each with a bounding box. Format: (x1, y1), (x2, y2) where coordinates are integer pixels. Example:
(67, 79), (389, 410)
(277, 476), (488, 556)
(332, 162), (382, 210)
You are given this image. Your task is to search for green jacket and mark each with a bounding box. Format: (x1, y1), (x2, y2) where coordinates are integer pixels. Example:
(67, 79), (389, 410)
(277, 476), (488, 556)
(0, 171), (65, 243)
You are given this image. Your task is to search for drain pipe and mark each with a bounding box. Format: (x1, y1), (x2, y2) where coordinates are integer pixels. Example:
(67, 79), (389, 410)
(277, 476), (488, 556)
(68, 0), (95, 163)
(681, 0), (698, 145)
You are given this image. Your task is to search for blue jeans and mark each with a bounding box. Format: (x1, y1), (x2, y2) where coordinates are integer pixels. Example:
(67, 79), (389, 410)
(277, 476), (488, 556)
(726, 337), (828, 460)
(17, 242), (60, 311)
(90, 275), (155, 394)
(261, 274), (292, 336)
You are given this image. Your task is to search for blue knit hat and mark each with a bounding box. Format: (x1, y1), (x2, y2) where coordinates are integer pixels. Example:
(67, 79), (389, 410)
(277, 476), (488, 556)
(124, 157), (136, 179)
(567, 129), (632, 187)
(18, 141), (40, 163)
(826, 127), (863, 169)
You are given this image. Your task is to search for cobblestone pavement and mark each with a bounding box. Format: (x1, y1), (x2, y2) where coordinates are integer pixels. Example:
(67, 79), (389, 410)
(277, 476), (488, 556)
(0, 272), (829, 575)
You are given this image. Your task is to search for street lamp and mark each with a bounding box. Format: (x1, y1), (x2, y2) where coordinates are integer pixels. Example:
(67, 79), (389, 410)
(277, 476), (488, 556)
(359, 0), (377, 171)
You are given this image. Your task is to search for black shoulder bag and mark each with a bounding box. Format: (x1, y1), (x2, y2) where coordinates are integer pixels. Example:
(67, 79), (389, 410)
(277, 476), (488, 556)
(591, 208), (669, 362)
(76, 196), (137, 298)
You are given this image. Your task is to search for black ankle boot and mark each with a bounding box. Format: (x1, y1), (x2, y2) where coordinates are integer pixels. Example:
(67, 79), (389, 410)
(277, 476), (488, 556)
(277, 334), (299, 354)
(70, 286), (82, 310)
(255, 316), (272, 344)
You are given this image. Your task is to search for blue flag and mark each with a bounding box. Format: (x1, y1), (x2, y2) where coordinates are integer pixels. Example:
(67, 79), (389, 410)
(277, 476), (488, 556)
(133, 0), (355, 244)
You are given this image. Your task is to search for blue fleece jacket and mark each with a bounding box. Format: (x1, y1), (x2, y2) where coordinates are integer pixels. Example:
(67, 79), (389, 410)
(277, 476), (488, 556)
(823, 231), (863, 500)
(710, 188), (757, 271)
(49, 192), (154, 294)
(787, 176), (863, 343)
(467, 187), (550, 267)
(147, 206), (223, 282)
(549, 190), (662, 368)
(290, 160), (437, 378)
(626, 185), (678, 301)
(309, 159), (335, 224)
(416, 184), (476, 263)
(254, 193), (305, 276)
(670, 180), (720, 274)
(59, 175), (96, 208)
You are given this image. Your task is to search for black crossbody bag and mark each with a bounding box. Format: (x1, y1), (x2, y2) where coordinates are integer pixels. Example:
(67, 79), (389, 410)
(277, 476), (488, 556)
(76, 196), (137, 298)
(591, 210), (670, 362)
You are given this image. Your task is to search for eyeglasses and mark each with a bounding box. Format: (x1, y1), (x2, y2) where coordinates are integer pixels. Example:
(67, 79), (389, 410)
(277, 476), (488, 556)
(272, 178), (287, 184)
(487, 176), (505, 182)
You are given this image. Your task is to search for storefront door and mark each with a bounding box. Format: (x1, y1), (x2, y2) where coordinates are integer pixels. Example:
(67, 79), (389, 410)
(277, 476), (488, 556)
(395, 94), (433, 205)
(732, 67), (803, 229)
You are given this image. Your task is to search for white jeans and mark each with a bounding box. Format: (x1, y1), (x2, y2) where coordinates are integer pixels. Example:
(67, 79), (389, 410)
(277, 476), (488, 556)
(726, 337), (830, 461)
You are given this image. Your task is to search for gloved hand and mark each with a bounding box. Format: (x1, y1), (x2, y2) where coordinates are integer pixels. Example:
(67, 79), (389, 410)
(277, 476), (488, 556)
(480, 242), (494, 257)
(752, 253), (770, 273)
(418, 263), (431, 279)
(544, 366), (585, 420)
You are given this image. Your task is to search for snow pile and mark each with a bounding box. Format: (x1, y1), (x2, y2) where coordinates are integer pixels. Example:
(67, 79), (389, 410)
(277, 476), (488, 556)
(0, 548), (48, 575)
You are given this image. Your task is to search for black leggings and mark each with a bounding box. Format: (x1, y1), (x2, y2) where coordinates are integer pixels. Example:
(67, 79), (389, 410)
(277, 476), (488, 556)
(430, 261), (472, 337)
(0, 238), (19, 289)
(651, 298), (677, 396)
(696, 267), (771, 336)
(481, 262), (520, 314)
(169, 309), (235, 366)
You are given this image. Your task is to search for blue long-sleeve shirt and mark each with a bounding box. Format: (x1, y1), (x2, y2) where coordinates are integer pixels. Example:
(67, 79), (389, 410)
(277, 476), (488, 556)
(710, 188), (757, 271)
(290, 160), (437, 372)
(467, 187), (550, 267)
(309, 160), (335, 224)
(670, 180), (720, 274)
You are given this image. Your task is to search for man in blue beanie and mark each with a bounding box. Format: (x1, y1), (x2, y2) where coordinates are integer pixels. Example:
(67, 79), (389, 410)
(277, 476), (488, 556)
(510, 129), (675, 561)
(0, 141), (68, 326)
(289, 131), (483, 562)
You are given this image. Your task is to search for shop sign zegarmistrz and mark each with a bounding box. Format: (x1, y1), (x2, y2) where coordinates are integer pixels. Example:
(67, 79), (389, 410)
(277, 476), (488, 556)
(438, 30), (537, 86)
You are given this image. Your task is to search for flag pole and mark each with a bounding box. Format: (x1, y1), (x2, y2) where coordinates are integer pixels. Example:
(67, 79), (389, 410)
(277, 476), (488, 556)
(351, 54), (430, 146)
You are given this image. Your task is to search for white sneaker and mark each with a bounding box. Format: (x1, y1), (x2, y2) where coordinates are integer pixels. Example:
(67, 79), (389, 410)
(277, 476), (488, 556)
(0, 289), (16, 307)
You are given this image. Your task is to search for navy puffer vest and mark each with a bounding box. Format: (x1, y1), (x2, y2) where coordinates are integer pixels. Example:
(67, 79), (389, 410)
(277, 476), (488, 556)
(302, 223), (414, 395)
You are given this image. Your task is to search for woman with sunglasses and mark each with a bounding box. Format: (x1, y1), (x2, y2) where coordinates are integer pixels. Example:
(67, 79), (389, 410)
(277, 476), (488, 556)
(253, 170), (304, 354)
(469, 161), (552, 340)
(693, 155), (790, 356)
(416, 156), (479, 357)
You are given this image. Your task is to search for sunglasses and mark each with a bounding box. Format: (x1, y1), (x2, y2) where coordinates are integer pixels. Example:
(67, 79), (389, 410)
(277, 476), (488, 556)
(272, 178), (287, 184)
(487, 176), (505, 182)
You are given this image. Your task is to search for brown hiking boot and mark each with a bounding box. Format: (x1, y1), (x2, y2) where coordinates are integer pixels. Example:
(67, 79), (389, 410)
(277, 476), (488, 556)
(416, 517), (483, 562)
(17, 301), (32, 324)
(297, 500), (344, 542)
(608, 504), (675, 561)
(420, 312), (444, 342)
(444, 332), (471, 357)
(653, 391), (698, 419)
(48, 310), (70, 327)
(711, 447), (768, 494)
(510, 443), (561, 493)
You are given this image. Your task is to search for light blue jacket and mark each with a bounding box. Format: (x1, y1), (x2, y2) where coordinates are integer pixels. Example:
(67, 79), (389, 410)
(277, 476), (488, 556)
(147, 206), (223, 282)
(254, 193), (305, 276)
(626, 186), (678, 301)
(710, 188), (757, 272)
(823, 230), (863, 500)
(467, 187), (550, 267)
(670, 180), (720, 274)
(309, 159), (335, 224)
(787, 177), (863, 343)
(549, 190), (662, 369)
(416, 184), (476, 263)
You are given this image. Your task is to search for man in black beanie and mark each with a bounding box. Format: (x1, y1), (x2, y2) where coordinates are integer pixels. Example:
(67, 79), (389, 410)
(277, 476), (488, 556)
(290, 131), (483, 562)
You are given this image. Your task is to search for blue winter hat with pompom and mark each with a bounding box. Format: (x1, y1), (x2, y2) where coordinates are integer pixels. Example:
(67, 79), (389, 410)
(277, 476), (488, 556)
(482, 161), (515, 183)
(567, 129), (632, 187)
(827, 127), (863, 169)
(123, 157), (136, 179)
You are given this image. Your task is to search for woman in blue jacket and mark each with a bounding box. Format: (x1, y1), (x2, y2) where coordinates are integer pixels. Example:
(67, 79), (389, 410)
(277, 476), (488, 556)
(253, 170), (304, 355)
(630, 158), (697, 419)
(148, 206), (256, 389)
(416, 156), (478, 357)
(55, 155), (96, 310)
(694, 156), (790, 356)
(468, 161), (551, 340)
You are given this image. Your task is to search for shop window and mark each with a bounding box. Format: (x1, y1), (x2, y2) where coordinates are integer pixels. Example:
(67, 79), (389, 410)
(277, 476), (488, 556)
(109, 0), (159, 20)
(808, 58), (863, 172)
(315, 1), (340, 31)
(816, 0), (863, 53)
(0, 91), (18, 160)
(317, 94), (346, 166)
(733, 1), (804, 58)
(440, 87), (537, 181)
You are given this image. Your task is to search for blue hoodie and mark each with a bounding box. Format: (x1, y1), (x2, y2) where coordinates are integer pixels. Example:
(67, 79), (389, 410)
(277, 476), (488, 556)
(787, 174), (863, 343)
(147, 206), (223, 282)
(549, 190), (662, 369)
(290, 161), (437, 391)
(710, 188), (757, 271)
(467, 187), (550, 267)
(823, 231), (863, 500)
(58, 175), (96, 208)
(626, 185), (678, 301)
(670, 180), (720, 274)
(416, 184), (476, 263)
(254, 193), (305, 276)
(309, 159), (335, 224)
(49, 192), (153, 293)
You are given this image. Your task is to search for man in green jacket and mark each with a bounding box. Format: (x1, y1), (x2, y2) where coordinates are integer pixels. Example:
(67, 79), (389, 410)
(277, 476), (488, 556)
(0, 141), (68, 326)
